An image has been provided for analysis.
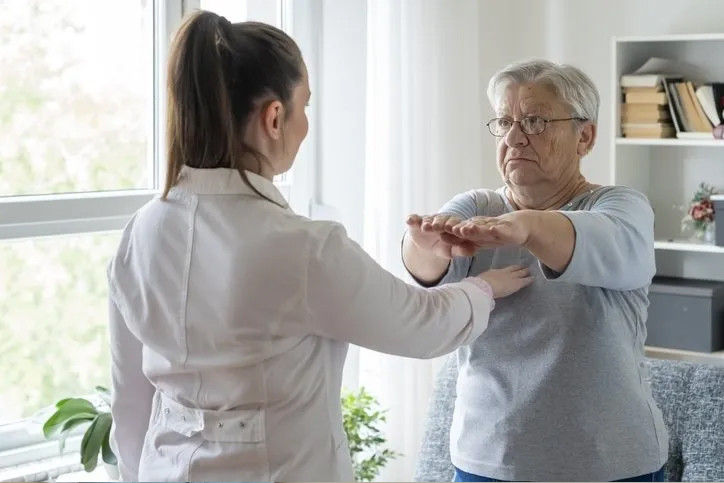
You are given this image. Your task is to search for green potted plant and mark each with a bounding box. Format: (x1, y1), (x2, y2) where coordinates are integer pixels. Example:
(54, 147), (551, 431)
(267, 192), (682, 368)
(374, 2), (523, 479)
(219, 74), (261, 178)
(341, 387), (400, 481)
(42, 386), (117, 478)
(41, 385), (397, 481)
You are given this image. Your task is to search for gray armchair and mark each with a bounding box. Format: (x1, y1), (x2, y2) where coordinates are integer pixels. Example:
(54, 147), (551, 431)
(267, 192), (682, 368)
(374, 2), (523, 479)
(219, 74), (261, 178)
(414, 357), (724, 482)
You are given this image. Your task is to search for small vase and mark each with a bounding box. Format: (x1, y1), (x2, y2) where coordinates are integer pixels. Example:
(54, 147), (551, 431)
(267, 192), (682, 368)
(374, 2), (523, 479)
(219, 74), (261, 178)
(691, 223), (715, 244)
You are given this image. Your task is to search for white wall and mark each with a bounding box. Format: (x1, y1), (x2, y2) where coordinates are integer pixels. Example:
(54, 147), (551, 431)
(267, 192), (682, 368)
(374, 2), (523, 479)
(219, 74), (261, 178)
(477, 0), (724, 186)
(476, 0), (550, 189)
(310, 0), (724, 225)
(316, 0), (368, 242)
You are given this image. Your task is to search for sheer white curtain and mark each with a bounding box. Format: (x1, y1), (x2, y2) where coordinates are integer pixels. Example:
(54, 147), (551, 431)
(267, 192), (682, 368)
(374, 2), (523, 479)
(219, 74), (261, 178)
(361, 0), (484, 480)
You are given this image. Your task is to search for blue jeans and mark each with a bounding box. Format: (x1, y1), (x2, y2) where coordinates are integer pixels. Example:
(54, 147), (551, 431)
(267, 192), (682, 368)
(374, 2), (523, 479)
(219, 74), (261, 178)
(453, 465), (666, 482)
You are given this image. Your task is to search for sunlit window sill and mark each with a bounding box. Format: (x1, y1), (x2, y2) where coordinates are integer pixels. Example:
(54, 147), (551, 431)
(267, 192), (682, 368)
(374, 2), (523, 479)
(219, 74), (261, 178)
(0, 453), (80, 483)
(54, 465), (115, 482)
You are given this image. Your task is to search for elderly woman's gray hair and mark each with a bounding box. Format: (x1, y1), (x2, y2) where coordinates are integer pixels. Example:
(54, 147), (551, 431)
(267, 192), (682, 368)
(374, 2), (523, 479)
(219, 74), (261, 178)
(487, 59), (600, 125)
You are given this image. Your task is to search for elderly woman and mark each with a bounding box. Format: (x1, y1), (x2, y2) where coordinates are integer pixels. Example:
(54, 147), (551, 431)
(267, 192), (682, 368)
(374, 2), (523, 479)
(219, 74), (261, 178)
(402, 59), (668, 482)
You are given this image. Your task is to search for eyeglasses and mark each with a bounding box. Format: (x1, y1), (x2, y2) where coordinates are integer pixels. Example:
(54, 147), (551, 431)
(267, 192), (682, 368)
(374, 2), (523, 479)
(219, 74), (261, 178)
(486, 116), (588, 137)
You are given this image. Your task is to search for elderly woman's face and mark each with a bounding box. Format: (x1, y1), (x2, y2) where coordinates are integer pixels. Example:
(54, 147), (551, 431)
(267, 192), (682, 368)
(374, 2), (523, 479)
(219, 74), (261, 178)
(494, 83), (593, 189)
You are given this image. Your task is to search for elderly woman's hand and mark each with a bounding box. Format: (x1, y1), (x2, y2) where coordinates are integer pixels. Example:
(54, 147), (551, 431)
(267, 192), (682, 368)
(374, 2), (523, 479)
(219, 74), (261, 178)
(406, 213), (480, 258)
(448, 211), (538, 249)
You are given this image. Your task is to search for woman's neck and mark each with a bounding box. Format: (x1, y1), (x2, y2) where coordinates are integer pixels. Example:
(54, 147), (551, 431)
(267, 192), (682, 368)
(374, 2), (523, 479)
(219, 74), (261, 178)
(506, 177), (595, 211)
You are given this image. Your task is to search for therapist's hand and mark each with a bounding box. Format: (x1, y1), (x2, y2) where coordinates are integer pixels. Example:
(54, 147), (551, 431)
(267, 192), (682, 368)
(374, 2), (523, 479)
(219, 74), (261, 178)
(406, 213), (480, 259)
(478, 265), (533, 298)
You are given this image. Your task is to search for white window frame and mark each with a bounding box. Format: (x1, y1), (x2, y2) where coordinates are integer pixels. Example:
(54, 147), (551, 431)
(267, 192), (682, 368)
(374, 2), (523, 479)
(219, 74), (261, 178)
(0, 1), (312, 478)
(0, 0), (183, 477)
(0, 0), (181, 241)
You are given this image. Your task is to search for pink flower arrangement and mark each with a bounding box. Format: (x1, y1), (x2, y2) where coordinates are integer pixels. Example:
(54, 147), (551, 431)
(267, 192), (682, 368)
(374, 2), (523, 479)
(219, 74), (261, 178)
(681, 182), (718, 238)
(689, 198), (714, 223)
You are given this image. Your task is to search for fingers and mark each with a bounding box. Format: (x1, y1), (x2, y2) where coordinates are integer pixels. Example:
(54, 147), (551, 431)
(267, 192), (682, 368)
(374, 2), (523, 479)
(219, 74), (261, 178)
(500, 265), (529, 275)
(518, 276), (534, 288)
(507, 267), (533, 283)
(418, 214), (460, 233)
(444, 216), (461, 232)
(451, 218), (493, 240)
(439, 231), (466, 246)
(406, 214), (423, 227)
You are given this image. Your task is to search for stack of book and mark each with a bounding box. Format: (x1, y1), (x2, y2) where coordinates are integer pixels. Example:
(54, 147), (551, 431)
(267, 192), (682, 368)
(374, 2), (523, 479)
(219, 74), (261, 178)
(620, 74), (674, 138)
(620, 60), (724, 139)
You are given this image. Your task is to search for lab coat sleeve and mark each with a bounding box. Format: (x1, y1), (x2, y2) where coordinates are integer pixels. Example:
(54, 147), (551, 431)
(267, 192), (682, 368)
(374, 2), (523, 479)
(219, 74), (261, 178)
(108, 294), (155, 482)
(304, 223), (493, 358)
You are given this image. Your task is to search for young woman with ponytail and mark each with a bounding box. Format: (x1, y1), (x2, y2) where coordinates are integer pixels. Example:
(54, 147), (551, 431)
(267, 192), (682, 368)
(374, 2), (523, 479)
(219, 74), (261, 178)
(107, 11), (531, 482)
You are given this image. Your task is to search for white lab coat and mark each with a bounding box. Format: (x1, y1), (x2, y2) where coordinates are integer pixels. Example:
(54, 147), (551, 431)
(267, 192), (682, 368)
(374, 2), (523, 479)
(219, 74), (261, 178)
(108, 167), (493, 482)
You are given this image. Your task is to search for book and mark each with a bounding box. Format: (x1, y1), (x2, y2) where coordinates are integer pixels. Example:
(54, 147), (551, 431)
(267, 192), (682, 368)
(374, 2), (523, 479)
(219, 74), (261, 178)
(624, 91), (668, 104)
(695, 85), (721, 127)
(621, 103), (669, 114)
(623, 86), (664, 94)
(621, 110), (670, 123)
(621, 103), (670, 119)
(685, 81), (714, 129)
(677, 132), (715, 139)
(662, 79), (683, 134)
(675, 82), (709, 132)
(621, 74), (665, 88)
(622, 122), (675, 138)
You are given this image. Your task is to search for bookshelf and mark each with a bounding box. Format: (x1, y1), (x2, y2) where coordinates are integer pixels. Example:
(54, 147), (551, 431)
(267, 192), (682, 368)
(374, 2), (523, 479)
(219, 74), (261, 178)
(654, 239), (724, 254)
(612, 34), (724, 365)
(615, 138), (724, 147)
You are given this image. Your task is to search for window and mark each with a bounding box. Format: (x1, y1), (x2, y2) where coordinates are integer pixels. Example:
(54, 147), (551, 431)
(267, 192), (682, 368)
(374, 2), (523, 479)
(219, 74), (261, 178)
(0, 0), (308, 479)
(0, 0), (154, 196)
(0, 0), (181, 478)
(200, 0), (281, 25)
(0, 233), (119, 426)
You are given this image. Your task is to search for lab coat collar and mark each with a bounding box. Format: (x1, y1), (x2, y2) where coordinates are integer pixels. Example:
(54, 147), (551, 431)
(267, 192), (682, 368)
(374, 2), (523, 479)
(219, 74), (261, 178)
(175, 166), (288, 208)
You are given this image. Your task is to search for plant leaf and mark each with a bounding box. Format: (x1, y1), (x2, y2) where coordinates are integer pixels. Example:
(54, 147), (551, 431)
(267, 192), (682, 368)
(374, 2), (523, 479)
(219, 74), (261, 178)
(57, 398), (96, 412)
(341, 386), (399, 481)
(101, 423), (117, 465)
(80, 418), (97, 472)
(81, 413), (111, 472)
(57, 416), (93, 453)
(43, 399), (97, 439)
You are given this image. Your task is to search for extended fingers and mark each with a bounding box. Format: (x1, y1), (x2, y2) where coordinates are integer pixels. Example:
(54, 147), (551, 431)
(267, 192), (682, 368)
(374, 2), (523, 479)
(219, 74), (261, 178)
(421, 214), (459, 232)
(406, 214), (423, 227)
(517, 275), (535, 288)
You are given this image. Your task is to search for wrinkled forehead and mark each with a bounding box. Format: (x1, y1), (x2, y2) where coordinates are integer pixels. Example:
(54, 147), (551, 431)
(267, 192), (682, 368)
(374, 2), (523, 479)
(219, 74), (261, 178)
(494, 82), (566, 117)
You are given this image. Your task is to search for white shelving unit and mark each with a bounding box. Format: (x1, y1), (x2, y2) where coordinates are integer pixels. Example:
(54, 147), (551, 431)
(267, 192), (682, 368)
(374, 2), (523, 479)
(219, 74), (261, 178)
(654, 239), (724, 253)
(616, 138), (723, 147)
(612, 34), (724, 365)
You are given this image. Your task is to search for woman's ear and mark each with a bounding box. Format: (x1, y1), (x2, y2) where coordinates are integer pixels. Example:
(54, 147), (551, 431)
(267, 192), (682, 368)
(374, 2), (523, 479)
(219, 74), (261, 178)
(262, 100), (284, 140)
(577, 122), (597, 156)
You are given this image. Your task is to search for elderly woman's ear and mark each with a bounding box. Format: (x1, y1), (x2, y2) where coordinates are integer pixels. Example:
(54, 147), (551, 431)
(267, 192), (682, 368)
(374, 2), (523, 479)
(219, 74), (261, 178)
(577, 122), (597, 157)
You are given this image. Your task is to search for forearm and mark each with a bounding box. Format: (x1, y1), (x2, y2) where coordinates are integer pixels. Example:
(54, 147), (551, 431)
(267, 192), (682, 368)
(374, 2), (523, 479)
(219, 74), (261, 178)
(401, 231), (450, 285)
(307, 225), (492, 358)
(547, 205), (655, 290)
(523, 210), (575, 274)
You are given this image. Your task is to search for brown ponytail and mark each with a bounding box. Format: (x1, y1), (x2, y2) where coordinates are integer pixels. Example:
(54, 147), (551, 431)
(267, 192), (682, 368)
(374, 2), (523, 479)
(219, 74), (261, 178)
(163, 11), (303, 202)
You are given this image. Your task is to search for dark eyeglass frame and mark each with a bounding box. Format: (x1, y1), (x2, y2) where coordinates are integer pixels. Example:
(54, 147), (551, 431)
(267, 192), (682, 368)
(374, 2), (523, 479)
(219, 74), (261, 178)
(486, 116), (588, 136)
